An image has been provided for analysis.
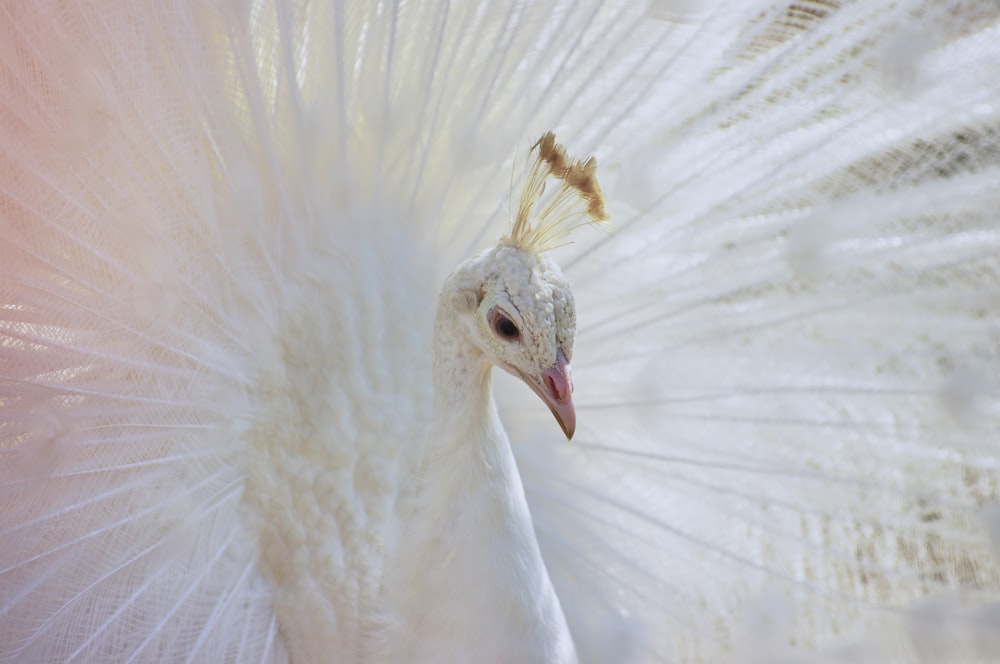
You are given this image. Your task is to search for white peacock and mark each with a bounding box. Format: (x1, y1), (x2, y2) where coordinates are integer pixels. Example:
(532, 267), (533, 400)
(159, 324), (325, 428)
(2, 2), (1000, 663)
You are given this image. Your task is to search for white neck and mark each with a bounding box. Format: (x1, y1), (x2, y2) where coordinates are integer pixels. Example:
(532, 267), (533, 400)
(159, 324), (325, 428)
(380, 303), (577, 664)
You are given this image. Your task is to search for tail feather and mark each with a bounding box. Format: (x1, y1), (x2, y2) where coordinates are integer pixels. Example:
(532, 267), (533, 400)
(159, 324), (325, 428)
(3, 1), (1000, 663)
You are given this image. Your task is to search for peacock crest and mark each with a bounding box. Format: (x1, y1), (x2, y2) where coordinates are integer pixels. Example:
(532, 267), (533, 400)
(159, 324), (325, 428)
(505, 132), (609, 254)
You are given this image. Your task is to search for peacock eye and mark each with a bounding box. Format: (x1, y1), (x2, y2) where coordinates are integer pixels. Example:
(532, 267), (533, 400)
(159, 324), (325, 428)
(490, 311), (520, 341)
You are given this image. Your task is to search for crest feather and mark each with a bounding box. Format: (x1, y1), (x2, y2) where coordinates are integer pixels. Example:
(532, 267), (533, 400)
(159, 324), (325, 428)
(504, 132), (609, 254)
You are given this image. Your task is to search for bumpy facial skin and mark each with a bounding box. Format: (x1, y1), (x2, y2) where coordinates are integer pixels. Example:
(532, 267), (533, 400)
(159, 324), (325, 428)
(438, 243), (577, 438)
(451, 244), (575, 376)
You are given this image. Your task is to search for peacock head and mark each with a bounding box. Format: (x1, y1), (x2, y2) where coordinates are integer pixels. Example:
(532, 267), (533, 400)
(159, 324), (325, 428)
(447, 244), (578, 438)
(442, 133), (608, 440)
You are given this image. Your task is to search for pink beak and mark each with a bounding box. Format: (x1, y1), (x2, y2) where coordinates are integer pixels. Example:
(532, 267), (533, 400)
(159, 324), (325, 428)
(528, 348), (576, 439)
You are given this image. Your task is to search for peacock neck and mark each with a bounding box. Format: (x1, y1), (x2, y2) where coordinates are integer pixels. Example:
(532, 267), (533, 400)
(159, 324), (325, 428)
(429, 314), (497, 456)
(379, 303), (577, 663)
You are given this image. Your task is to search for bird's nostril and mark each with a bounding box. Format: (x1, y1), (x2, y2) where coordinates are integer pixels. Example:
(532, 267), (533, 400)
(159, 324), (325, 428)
(545, 375), (556, 398)
(545, 374), (563, 402)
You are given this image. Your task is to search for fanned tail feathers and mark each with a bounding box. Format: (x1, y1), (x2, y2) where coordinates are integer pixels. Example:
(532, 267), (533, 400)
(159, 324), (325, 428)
(2, 1), (1000, 662)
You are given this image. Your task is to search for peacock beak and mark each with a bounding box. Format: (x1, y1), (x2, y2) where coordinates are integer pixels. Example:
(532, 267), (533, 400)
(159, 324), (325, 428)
(530, 348), (575, 440)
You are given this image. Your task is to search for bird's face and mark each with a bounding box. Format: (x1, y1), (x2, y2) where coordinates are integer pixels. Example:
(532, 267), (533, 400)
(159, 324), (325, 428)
(451, 244), (576, 438)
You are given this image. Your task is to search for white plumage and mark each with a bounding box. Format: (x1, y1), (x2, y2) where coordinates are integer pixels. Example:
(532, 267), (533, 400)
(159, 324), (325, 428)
(2, 1), (1000, 662)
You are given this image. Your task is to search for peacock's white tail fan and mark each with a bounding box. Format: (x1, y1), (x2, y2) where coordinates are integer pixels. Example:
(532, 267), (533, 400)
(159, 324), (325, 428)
(1, 0), (999, 662)
(0, 3), (287, 661)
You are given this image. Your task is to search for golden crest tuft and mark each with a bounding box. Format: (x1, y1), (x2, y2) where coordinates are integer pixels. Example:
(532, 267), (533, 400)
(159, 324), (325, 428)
(504, 132), (609, 254)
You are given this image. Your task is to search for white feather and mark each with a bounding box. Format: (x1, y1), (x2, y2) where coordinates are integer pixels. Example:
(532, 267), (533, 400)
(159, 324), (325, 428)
(1, 1), (999, 662)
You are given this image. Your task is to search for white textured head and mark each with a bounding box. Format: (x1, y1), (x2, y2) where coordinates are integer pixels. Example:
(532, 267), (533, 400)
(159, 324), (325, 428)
(439, 133), (608, 439)
(443, 244), (578, 437)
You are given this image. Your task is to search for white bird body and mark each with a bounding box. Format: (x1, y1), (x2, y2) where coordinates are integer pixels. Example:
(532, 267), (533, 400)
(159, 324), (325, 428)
(3, 1), (1000, 663)
(235, 223), (434, 663)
